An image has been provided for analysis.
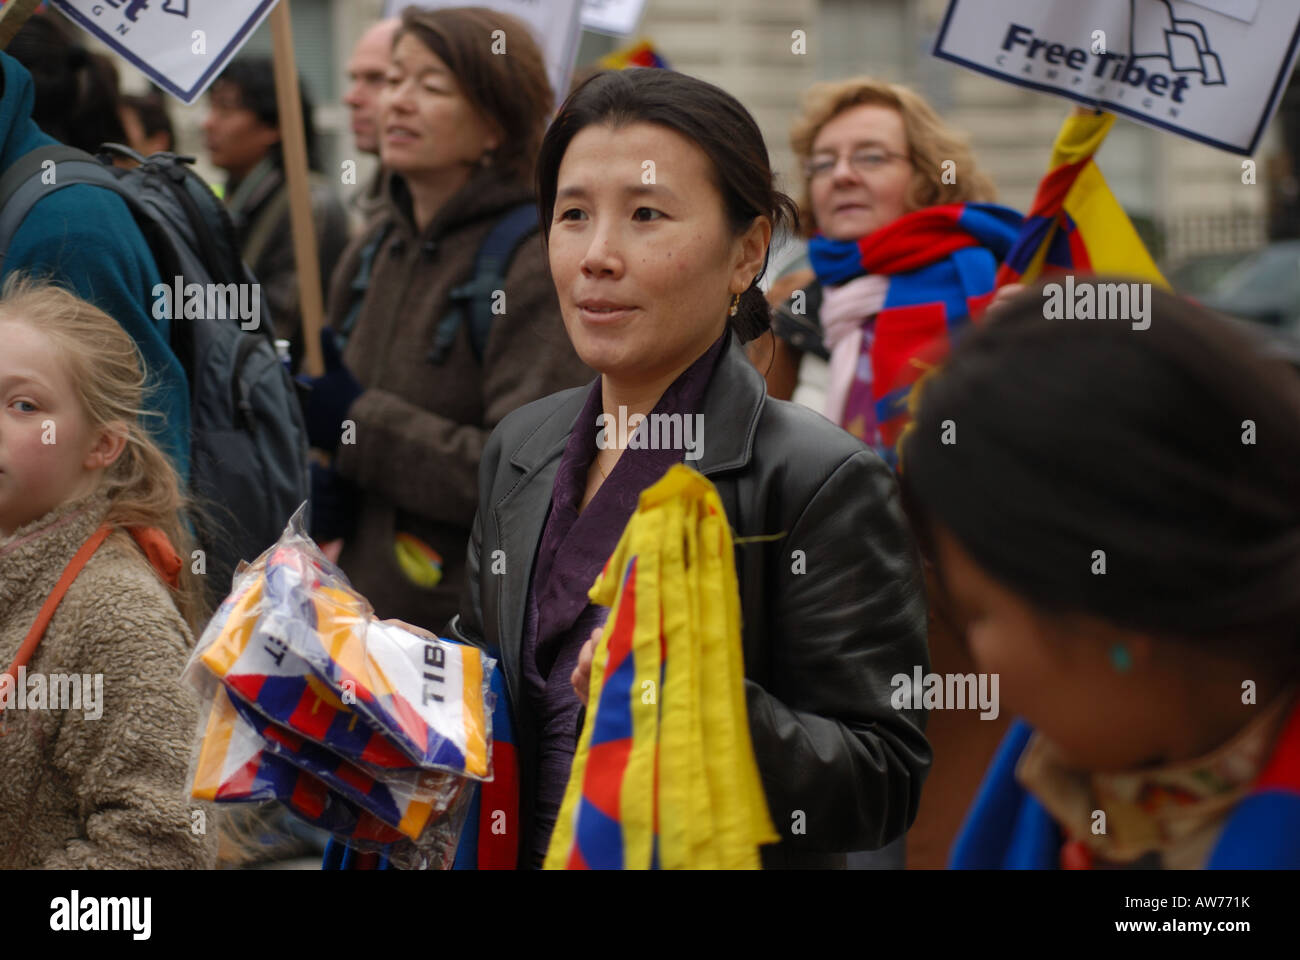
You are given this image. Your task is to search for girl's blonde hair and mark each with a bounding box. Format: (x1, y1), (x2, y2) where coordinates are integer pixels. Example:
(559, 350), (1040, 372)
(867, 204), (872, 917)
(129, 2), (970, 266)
(791, 76), (997, 237)
(0, 274), (206, 630)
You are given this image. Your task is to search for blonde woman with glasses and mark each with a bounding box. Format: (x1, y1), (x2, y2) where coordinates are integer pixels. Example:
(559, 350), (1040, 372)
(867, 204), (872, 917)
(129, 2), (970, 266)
(757, 77), (1010, 468)
(755, 77), (1025, 869)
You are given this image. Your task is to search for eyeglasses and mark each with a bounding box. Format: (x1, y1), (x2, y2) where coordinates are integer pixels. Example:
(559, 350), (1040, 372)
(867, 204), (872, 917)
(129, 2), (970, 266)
(803, 148), (910, 181)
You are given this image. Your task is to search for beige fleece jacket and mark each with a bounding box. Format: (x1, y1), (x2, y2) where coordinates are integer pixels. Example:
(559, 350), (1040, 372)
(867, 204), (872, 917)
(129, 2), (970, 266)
(0, 494), (216, 869)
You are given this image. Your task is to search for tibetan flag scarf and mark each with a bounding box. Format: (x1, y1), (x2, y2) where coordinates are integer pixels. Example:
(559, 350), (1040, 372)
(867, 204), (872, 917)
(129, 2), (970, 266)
(997, 110), (1168, 289)
(544, 465), (777, 870)
(808, 202), (1022, 463)
(322, 663), (520, 870)
(951, 694), (1300, 869)
(451, 664), (519, 869)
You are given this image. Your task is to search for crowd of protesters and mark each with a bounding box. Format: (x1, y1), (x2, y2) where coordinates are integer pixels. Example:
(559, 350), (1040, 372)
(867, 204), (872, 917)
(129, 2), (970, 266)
(1, 5), (1297, 871)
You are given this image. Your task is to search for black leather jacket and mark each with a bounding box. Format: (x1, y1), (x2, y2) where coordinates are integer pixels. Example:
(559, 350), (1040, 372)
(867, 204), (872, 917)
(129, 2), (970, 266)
(444, 334), (932, 868)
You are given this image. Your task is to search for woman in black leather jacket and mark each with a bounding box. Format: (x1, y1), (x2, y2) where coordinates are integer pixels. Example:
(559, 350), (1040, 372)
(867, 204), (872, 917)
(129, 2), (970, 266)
(444, 68), (931, 868)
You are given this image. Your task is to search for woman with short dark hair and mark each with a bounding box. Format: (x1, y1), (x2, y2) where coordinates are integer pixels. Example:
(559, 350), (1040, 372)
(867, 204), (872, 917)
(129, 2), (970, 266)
(305, 7), (592, 635)
(902, 281), (1300, 869)
(445, 68), (932, 868)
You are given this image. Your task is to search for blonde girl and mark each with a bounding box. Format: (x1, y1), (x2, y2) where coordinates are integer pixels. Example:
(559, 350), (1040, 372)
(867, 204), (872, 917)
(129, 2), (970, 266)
(0, 275), (214, 868)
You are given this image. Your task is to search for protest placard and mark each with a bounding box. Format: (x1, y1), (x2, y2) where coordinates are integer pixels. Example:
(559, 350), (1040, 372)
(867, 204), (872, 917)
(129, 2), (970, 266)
(933, 0), (1300, 155)
(48, 0), (278, 105)
(581, 0), (648, 37)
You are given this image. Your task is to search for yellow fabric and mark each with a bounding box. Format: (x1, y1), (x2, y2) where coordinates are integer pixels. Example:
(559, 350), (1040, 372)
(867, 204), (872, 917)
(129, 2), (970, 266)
(1024, 109), (1169, 289)
(394, 533), (443, 588)
(1050, 108), (1116, 168)
(544, 465), (777, 869)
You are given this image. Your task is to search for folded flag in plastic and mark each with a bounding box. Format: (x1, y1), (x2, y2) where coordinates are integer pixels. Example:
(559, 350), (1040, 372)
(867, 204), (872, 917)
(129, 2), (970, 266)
(258, 545), (491, 777)
(193, 684), (406, 845)
(197, 545), (491, 778)
(225, 689), (463, 841)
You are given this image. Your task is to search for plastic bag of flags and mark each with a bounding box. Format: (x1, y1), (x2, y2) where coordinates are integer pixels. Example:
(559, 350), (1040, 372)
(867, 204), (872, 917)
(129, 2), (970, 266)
(183, 506), (495, 869)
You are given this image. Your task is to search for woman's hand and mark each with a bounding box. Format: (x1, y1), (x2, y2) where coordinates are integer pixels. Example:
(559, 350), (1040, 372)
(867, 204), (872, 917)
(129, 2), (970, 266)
(985, 283), (1027, 320)
(298, 328), (363, 452)
(571, 627), (601, 707)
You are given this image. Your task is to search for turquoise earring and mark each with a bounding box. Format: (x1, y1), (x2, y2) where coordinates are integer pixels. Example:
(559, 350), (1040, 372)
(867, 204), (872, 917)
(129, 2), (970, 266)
(1109, 642), (1133, 674)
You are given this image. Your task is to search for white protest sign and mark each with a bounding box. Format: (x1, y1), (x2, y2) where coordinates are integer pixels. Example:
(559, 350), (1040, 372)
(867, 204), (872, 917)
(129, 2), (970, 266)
(383, 0), (583, 103)
(933, 0), (1300, 155)
(581, 0), (648, 37)
(1179, 0), (1257, 23)
(48, 0), (279, 104)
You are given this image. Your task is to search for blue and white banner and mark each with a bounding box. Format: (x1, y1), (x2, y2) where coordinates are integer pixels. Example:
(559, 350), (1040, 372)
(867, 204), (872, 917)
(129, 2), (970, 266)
(933, 0), (1300, 155)
(49, 0), (278, 105)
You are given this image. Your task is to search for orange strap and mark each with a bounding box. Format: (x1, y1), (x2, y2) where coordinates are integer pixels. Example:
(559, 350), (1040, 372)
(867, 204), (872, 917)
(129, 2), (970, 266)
(1, 522), (113, 693)
(129, 526), (182, 589)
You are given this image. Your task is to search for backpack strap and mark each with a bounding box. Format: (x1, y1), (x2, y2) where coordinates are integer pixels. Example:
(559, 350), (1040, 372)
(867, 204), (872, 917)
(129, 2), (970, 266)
(1, 523), (113, 695)
(338, 220), (393, 349)
(243, 170), (334, 270)
(429, 202), (539, 366)
(241, 183), (292, 270)
(0, 145), (126, 261)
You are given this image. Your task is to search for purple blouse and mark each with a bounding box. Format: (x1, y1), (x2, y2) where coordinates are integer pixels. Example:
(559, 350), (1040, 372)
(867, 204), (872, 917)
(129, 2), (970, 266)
(521, 332), (728, 866)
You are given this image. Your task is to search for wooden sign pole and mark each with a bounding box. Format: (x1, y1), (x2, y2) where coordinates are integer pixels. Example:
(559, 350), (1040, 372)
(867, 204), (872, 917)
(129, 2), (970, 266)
(269, 0), (325, 377)
(0, 0), (42, 49)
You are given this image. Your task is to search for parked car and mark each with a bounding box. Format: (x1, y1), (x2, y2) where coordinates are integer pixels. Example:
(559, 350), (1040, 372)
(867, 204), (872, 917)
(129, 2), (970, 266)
(1180, 242), (1300, 372)
(1196, 240), (1300, 332)
(1164, 250), (1251, 298)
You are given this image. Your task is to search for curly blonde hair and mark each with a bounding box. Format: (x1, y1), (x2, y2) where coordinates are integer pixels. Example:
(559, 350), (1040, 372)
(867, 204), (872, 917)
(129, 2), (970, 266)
(791, 77), (996, 236)
(0, 274), (206, 630)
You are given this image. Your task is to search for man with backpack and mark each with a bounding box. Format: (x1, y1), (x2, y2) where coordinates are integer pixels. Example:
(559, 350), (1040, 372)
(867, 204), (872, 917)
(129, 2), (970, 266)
(204, 58), (350, 375)
(0, 50), (189, 480)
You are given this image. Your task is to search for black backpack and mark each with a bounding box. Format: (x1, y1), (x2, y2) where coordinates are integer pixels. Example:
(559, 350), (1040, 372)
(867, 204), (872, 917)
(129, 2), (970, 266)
(0, 143), (310, 599)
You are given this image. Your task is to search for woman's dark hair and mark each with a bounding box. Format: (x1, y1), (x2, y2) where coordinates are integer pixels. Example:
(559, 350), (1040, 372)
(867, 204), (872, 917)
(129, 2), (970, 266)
(899, 279), (1300, 660)
(121, 92), (175, 152)
(536, 69), (799, 343)
(10, 12), (127, 153)
(212, 58), (321, 171)
(398, 6), (553, 186)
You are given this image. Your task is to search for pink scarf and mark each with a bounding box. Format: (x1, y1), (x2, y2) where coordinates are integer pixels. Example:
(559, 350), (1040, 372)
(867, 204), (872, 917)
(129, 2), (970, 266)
(820, 274), (890, 428)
